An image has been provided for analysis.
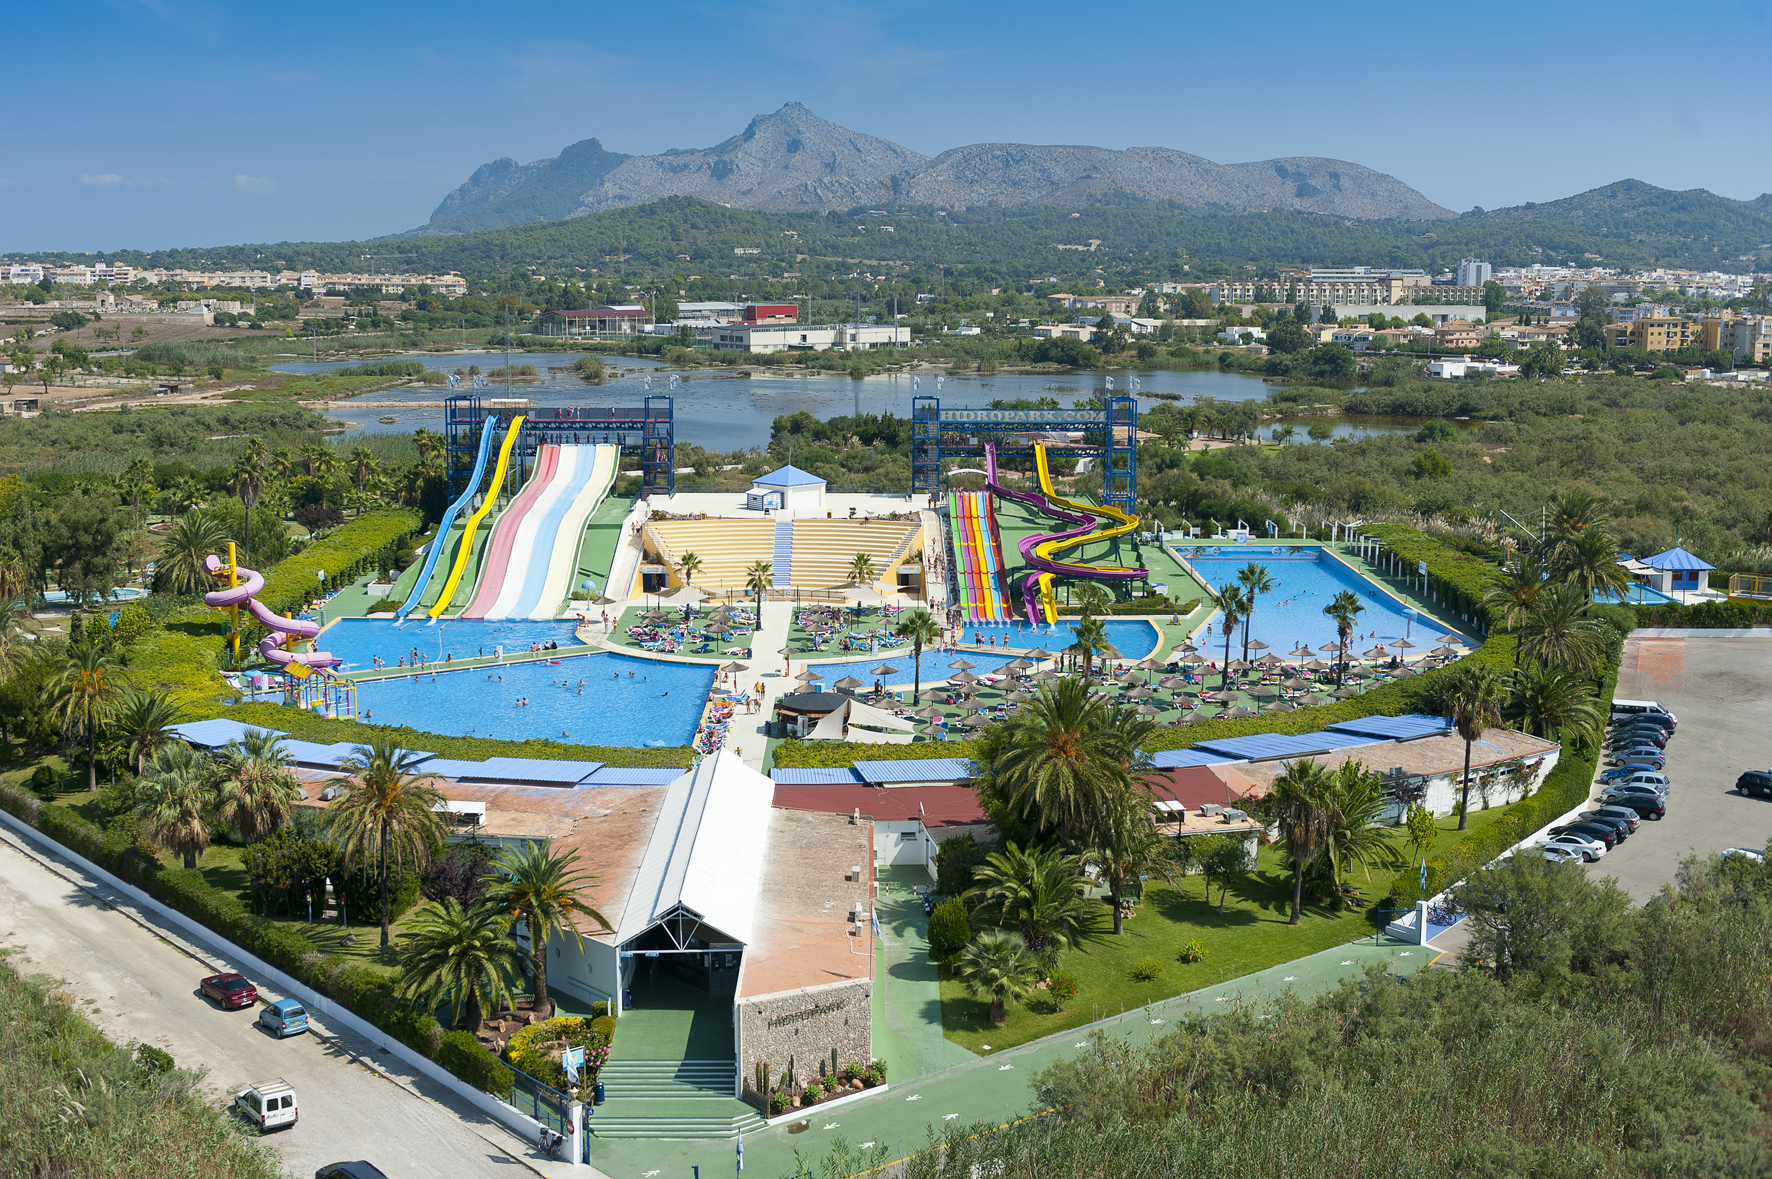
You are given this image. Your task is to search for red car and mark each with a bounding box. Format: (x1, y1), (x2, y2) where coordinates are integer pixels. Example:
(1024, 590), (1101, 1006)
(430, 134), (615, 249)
(201, 972), (258, 1010)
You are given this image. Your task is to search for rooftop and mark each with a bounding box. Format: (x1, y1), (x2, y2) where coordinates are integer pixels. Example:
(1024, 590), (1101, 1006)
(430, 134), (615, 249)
(1232, 727), (1559, 792)
(751, 464), (825, 488)
(1641, 546), (1715, 572)
(770, 783), (987, 829)
(738, 808), (873, 999)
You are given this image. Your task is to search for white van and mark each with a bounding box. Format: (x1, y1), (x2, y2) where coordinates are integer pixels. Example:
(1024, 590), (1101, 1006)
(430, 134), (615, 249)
(1610, 699), (1676, 724)
(235, 1078), (298, 1133)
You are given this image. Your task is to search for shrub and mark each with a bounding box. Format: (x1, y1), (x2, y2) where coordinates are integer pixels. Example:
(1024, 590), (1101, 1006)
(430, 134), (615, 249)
(926, 899), (972, 964)
(438, 1030), (513, 1100)
(802, 1083), (821, 1106)
(1045, 972), (1079, 1010)
(30, 764), (58, 797)
(1178, 939), (1207, 964)
(769, 1091), (791, 1115)
(935, 834), (990, 896)
(134, 1043), (175, 1075)
(338, 863), (421, 926)
(820, 1073), (839, 1093)
(1130, 958), (1166, 981)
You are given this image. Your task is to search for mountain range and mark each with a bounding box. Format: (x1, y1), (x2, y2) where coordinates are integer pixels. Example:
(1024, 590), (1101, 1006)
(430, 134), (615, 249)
(416, 103), (1454, 235)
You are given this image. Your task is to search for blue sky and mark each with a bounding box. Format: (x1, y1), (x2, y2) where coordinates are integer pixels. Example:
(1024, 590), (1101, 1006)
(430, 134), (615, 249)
(5, 0), (1769, 252)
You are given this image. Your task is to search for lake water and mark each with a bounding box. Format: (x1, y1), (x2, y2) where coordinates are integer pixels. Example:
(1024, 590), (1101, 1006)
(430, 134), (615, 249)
(275, 352), (1441, 452)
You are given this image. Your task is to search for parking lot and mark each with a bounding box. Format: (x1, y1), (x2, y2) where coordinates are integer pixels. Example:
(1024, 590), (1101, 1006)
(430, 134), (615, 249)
(1579, 633), (1772, 901)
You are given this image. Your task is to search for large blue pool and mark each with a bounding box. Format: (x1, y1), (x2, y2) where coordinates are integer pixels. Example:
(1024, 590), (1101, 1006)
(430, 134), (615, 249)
(315, 617), (582, 671)
(798, 651), (1024, 693)
(356, 651), (715, 746)
(1179, 547), (1463, 656)
(952, 618), (1160, 658)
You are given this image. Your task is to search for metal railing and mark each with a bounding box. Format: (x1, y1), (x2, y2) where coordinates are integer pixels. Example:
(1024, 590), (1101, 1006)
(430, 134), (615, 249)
(504, 1063), (570, 1134)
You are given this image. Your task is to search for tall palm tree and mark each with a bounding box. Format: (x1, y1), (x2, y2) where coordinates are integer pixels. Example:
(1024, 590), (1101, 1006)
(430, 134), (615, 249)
(134, 743), (214, 869)
(328, 738), (446, 951)
(1066, 614), (1110, 676)
(479, 839), (611, 1018)
(1553, 526), (1631, 603)
(1235, 562), (1275, 664)
(846, 552), (877, 587)
(152, 510), (229, 595)
(1517, 584), (1606, 673)
(299, 443), (326, 478)
(49, 644), (125, 791)
(1084, 787), (1177, 935)
(411, 428), (444, 465)
(1271, 757), (1333, 925)
(1547, 488), (1602, 548)
(744, 560), (772, 624)
(677, 552), (703, 587)
(1213, 583), (1250, 690)
(1311, 758), (1405, 908)
(985, 677), (1142, 843)
(1071, 581), (1112, 619)
(1482, 553), (1547, 665)
(311, 448), (342, 509)
(115, 686), (181, 774)
(1322, 590), (1365, 686)
(213, 729), (301, 844)
(1507, 664), (1603, 745)
(892, 608), (942, 704)
(396, 898), (524, 1033)
(348, 445), (378, 493)
(118, 457), (157, 526)
(964, 843), (1094, 962)
(229, 443), (266, 563)
(953, 928), (1041, 1024)
(1446, 662), (1508, 830)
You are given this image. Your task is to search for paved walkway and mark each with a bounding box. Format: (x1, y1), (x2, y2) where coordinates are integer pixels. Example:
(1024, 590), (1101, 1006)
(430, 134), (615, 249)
(583, 932), (1433, 1179)
(871, 868), (977, 1083)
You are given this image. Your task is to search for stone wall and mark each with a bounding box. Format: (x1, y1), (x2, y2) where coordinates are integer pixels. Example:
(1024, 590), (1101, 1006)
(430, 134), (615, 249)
(736, 977), (871, 1094)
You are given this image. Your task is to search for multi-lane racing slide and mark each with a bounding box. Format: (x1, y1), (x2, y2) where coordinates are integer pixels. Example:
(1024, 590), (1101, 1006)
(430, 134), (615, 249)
(427, 415), (524, 619)
(394, 413), (496, 622)
(461, 444), (619, 620)
(204, 554), (342, 674)
(946, 489), (1011, 621)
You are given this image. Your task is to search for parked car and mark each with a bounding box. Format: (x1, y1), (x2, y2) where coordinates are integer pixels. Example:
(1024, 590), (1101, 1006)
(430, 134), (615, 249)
(1610, 699), (1676, 726)
(1602, 784), (1669, 807)
(258, 998), (309, 1038)
(1605, 752), (1665, 771)
(1545, 832), (1607, 862)
(1544, 845), (1586, 865)
(1555, 820), (1625, 848)
(1600, 763), (1661, 783)
(1608, 729), (1667, 749)
(1720, 848), (1766, 864)
(1585, 805), (1642, 833)
(1736, 770), (1772, 798)
(234, 1078), (298, 1133)
(201, 972), (258, 1010)
(1613, 715), (1674, 734)
(1603, 794), (1666, 820)
(316, 1164), (390, 1179)
(1618, 772), (1671, 791)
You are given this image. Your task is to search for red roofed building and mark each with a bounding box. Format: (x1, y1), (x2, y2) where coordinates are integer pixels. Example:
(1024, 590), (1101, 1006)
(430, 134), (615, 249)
(771, 783), (991, 876)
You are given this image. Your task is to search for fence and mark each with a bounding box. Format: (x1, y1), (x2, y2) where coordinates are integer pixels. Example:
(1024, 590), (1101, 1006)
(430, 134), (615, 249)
(1729, 573), (1772, 601)
(506, 1063), (571, 1135)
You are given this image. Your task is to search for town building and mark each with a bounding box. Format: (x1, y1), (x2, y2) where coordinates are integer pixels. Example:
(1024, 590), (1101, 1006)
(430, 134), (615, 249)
(710, 322), (908, 354)
(745, 464), (825, 513)
(1608, 317), (1695, 352)
(1456, 258), (1493, 288)
(535, 307), (652, 339)
(1433, 320), (1485, 349)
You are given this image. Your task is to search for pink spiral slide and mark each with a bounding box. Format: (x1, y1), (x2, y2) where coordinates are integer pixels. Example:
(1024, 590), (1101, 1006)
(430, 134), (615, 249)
(203, 555), (342, 672)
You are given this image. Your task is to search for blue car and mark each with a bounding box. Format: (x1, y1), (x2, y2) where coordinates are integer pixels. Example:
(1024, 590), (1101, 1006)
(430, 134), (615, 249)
(1600, 763), (1658, 782)
(258, 998), (309, 1038)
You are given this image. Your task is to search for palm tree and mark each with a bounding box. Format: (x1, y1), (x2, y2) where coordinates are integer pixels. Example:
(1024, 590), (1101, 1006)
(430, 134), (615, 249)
(1213, 583), (1250, 689)
(744, 560), (772, 624)
(153, 510), (229, 595)
(1507, 664), (1602, 745)
(0, 547), (29, 605)
(1553, 526), (1631, 603)
(411, 428), (444, 465)
(311, 448), (342, 509)
(1274, 424), (1296, 445)
(396, 898), (524, 1033)
(1084, 788), (1178, 935)
(985, 677), (1143, 842)
(327, 738), (446, 951)
(348, 445), (378, 493)
(213, 729), (301, 844)
(1071, 581), (1112, 619)
(1446, 662), (1508, 830)
(118, 457), (157, 526)
(1517, 584), (1606, 673)
(965, 842), (1095, 960)
(1235, 562), (1275, 664)
(49, 644), (125, 791)
(229, 443), (266, 563)
(134, 743), (214, 869)
(892, 608), (942, 704)
(115, 687), (181, 774)
(677, 552), (703, 587)
(1322, 590), (1365, 686)
(846, 552), (877, 587)
(1311, 758), (1405, 908)
(1065, 614), (1110, 677)
(299, 443), (326, 478)
(1482, 553), (1547, 663)
(1271, 757), (1333, 925)
(1547, 488), (1602, 548)
(953, 929), (1041, 1023)
(479, 839), (611, 1018)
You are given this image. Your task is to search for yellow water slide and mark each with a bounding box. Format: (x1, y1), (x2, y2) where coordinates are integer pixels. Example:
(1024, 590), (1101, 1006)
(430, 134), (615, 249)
(428, 415), (524, 618)
(1027, 444), (1143, 621)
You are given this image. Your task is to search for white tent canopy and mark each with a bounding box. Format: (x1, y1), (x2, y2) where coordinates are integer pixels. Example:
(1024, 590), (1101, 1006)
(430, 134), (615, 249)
(807, 698), (916, 744)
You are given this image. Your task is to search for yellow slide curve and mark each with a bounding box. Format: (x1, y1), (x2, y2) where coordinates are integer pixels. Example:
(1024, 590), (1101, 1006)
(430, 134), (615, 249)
(1029, 444), (1141, 622)
(428, 415), (524, 618)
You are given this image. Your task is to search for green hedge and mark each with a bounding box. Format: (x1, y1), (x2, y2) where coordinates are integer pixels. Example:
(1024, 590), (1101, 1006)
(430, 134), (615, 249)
(1631, 598), (1772, 630)
(259, 509), (423, 615)
(1055, 597), (1202, 616)
(218, 702), (694, 768)
(439, 1031), (514, 1100)
(1357, 523), (1500, 628)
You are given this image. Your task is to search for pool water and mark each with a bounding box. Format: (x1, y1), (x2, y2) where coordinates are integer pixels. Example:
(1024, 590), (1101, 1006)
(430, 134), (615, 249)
(956, 619), (1160, 658)
(316, 617), (582, 671)
(356, 651), (714, 746)
(798, 650), (1025, 692)
(1180, 547), (1461, 657)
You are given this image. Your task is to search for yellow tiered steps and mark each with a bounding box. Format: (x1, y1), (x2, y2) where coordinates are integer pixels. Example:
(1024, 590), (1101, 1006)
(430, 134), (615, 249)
(788, 519), (920, 589)
(642, 520), (777, 594)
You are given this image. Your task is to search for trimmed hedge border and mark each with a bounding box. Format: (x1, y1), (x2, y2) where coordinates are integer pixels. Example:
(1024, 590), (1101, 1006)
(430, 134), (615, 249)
(1358, 522), (1500, 629)
(260, 509), (423, 616)
(1631, 598), (1772, 630)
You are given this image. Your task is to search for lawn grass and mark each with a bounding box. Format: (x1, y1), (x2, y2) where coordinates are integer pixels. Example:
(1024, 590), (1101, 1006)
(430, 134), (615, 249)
(939, 806), (1507, 1053)
(193, 841), (428, 962)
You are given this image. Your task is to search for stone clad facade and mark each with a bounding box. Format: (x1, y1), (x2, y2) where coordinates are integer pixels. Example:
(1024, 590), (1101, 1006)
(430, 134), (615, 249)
(736, 978), (872, 1092)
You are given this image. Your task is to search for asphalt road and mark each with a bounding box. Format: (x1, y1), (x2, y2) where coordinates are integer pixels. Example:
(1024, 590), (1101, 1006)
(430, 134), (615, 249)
(1580, 634), (1772, 901)
(0, 821), (578, 1179)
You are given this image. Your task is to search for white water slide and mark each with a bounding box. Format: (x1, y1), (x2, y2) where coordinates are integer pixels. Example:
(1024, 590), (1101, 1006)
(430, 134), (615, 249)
(473, 443), (619, 620)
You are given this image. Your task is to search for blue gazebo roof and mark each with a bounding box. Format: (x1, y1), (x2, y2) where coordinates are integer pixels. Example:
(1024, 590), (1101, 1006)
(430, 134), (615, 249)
(1642, 546), (1714, 572)
(752, 465), (825, 488)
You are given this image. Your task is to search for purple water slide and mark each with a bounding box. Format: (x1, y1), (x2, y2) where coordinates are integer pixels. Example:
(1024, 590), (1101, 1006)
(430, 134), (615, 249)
(983, 442), (1145, 623)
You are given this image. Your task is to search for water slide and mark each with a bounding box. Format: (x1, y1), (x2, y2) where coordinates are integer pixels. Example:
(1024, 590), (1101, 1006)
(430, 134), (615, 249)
(946, 490), (1010, 621)
(394, 414), (497, 622)
(459, 444), (561, 619)
(427, 415), (524, 619)
(984, 441), (1146, 624)
(203, 555), (342, 674)
(522, 444), (619, 619)
(470, 444), (618, 620)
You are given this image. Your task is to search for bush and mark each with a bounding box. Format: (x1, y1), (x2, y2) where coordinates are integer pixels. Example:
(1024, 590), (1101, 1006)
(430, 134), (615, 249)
(802, 1083), (821, 1106)
(769, 1091), (791, 1115)
(338, 863), (421, 926)
(1178, 939), (1207, 964)
(134, 1042), (175, 1075)
(438, 1030), (514, 1100)
(935, 834), (990, 896)
(30, 764), (58, 797)
(293, 505), (345, 530)
(1130, 957), (1166, 981)
(1045, 972), (1079, 1010)
(927, 899), (972, 964)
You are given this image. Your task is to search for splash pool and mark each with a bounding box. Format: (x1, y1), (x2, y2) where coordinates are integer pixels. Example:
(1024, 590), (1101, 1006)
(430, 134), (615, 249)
(356, 651), (714, 746)
(953, 619), (1160, 658)
(316, 617), (581, 671)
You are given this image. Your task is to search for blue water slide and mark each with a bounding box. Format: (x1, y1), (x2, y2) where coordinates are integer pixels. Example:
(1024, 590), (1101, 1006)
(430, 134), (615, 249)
(394, 414), (497, 621)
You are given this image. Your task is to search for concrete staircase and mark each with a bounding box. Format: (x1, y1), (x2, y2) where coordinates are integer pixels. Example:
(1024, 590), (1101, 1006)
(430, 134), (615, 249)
(599, 1058), (735, 1099)
(589, 1061), (764, 1139)
(771, 520), (794, 587)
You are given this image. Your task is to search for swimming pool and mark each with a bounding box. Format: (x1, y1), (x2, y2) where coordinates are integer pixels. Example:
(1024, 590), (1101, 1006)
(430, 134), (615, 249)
(955, 619), (1160, 658)
(1179, 547), (1462, 657)
(356, 651), (714, 746)
(799, 650), (1026, 692)
(316, 617), (582, 671)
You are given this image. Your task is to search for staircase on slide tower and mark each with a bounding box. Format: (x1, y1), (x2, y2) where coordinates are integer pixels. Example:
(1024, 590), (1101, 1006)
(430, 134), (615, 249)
(770, 520), (793, 587)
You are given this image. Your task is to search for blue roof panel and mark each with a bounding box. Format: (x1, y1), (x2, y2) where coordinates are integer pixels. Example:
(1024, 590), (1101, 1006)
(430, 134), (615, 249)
(584, 766), (688, 786)
(770, 767), (866, 785)
(853, 758), (974, 784)
(1148, 748), (1237, 768)
(1192, 730), (1391, 761)
(170, 719), (285, 749)
(1642, 546), (1715, 571)
(1327, 714), (1454, 741)
(752, 464), (825, 488)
